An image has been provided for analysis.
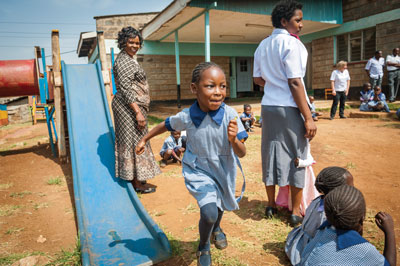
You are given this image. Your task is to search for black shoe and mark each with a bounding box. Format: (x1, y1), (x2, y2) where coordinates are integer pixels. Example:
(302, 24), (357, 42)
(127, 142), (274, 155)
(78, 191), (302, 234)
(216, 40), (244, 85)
(289, 215), (303, 227)
(265, 206), (278, 219)
(211, 229), (228, 250)
(196, 250), (211, 266)
(135, 187), (156, 194)
(329, 117), (334, 120)
(340, 116), (346, 119)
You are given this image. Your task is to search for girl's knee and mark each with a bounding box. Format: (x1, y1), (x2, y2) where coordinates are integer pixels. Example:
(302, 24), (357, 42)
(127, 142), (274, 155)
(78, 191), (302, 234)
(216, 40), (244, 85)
(200, 203), (218, 224)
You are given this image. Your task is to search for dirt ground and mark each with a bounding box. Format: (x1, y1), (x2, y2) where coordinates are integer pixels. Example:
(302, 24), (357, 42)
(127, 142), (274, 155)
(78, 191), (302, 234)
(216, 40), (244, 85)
(1, 102), (400, 265)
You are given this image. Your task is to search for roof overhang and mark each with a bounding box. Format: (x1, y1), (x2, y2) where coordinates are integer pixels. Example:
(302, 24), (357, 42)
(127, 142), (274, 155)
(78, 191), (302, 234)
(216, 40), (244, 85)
(142, 1), (342, 44)
(77, 31), (97, 57)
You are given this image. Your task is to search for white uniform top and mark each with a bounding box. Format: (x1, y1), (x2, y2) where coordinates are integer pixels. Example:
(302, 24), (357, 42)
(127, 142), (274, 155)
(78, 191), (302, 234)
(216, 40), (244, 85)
(330, 69), (350, 92)
(253, 28), (310, 108)
(386, 54), (400, 71)
(365, 57), (385, 79)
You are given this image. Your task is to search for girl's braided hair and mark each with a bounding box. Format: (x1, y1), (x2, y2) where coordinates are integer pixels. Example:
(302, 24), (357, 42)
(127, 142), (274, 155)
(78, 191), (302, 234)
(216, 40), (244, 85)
(315, 166), (350, 195)
(324, 185), (366, 231)
(117, 26), (143, 50)
(191, 62), (223, 84)
(271, 0), (303, 28)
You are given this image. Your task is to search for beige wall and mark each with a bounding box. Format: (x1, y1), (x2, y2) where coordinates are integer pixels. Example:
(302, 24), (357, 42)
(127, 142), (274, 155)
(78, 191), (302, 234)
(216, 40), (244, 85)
(342, 0), (400, 23)
(311, 19), (400, 98)
(95, 13), (158, 39)
(137, 55), (230, 101)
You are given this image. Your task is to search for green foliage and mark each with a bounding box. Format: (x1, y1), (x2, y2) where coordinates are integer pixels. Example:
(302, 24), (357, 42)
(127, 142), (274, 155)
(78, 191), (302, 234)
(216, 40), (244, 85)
(148, 115), (164, 126)
(47, 177), (63, 185)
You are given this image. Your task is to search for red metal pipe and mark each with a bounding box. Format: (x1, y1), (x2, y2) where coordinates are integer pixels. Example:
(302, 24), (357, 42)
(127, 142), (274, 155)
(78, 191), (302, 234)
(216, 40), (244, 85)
(0, 59), (39, 97)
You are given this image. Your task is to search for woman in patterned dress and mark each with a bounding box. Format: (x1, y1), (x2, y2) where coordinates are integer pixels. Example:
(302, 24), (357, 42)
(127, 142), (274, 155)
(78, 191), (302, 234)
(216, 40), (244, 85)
(112, 26), (160, 193)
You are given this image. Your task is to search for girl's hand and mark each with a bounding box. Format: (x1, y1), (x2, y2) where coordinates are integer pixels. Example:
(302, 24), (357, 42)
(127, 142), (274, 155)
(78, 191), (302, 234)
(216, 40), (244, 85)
(136, 112), (146, 130)
(228, 119), (238, 143)
(375, 212), (395, 234)
(332, 90), (336, 96)
(136, 140), (146, 155)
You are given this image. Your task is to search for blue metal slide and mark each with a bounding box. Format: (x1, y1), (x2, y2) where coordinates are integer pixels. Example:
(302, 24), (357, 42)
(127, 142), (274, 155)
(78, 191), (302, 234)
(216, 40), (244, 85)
(61, 61), (171, 265)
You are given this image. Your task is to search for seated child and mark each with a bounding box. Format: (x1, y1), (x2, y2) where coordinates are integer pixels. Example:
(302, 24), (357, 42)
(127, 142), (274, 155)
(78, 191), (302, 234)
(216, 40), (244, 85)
(300, 185), (396, 266)
(368, 85), (390, 112)
(240, 104), (255, 132)
(359, 82), (373, 111)
(276, 142), (319, 218)
(285, 166), (354, 266)
(159, 130), (185, 167)
(309, 96), (322, 121)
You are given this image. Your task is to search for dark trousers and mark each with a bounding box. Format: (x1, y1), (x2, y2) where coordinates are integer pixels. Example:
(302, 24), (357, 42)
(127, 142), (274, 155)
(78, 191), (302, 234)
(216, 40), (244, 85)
(330, 91), (346, 118)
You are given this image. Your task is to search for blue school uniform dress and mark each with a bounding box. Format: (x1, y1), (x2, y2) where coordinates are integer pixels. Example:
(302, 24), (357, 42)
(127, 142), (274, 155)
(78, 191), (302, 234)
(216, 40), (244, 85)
(165, 102), (247, 211)
(368, 92), (390, 112)
(285, 196), (326, 265)
(360, 89), (374, 111)
(160, 135), (184, 157)
(300, 222), (389, 266)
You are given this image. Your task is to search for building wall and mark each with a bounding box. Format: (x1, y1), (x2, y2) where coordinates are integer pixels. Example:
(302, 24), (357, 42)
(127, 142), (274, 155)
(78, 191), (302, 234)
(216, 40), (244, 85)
(96, 13), (158, 39)
(311, 18), (400, 99)
(342, 0), (400, 23)
(137, 54), (230, 101)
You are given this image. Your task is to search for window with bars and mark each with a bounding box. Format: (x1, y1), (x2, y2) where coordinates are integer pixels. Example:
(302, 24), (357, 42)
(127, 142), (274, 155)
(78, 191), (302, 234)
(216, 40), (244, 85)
(336, 28), (376, 62)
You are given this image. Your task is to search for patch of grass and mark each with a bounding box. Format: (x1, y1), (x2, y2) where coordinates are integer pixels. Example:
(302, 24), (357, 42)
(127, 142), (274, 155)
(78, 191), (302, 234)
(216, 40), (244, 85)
(345, 162), (357, 169)
(387, 102), (400, 110)
(148, 115), (164, 126)
(5, 227), (24, 235)
(0, 205), (21, 216)
(212, 248), (246, 266)
(0, 252), (44, 265)
(0, 182), (13, 190)
(33, 202), (49, 210)
(165, 231), (185, 256)
(46, 177), (63, 185)
(337, 150), (345, 155)
(379, 123), (400, 129)
(181, 203), (199, 214)
(150, 210), (166, 217)
(183, 225), (196, 232)
(10, 191), (32, 198)
(47, 237), (81, 266)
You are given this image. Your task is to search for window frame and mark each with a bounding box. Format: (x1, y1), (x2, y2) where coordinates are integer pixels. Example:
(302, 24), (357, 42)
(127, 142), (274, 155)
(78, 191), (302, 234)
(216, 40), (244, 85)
(336, 27), (376, 63)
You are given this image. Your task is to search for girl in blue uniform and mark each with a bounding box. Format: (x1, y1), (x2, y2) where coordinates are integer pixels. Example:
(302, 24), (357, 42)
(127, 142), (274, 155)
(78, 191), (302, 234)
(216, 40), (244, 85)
(300, 185), (396, 266)
(136, 62), (247, 266)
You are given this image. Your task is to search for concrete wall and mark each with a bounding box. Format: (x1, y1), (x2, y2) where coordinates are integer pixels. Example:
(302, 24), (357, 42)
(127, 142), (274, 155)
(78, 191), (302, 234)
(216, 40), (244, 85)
(342, 0), (400, 23)
(137, 54), (230, 101)
(95, 12), (158, 39)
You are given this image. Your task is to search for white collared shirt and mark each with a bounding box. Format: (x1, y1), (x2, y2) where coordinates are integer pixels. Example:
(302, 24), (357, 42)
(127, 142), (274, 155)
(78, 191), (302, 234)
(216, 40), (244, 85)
(365, 57), (385, 79)
(253, 28), (309, 107)
(330, 69), (350, 92)
(386, 54), (400, 71)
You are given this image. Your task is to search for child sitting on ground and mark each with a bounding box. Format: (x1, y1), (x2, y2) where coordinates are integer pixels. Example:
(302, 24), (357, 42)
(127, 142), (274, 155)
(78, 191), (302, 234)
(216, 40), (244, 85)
(159, 130), (186, 167)
(285, 166), (354, 266)
(368, 85), (390, 112)
(309, 96), (322, 121)
(300, 185), (396, 266)
(240, 104), (255, 132)
(276, 142), (319, 218)
(359, 82), (373, 111)
(136, 62), (247, 266)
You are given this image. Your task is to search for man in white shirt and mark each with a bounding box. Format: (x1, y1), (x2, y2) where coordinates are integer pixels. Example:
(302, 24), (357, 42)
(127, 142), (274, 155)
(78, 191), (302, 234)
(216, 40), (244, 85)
(386, 47), (400, 102)
(365, 50), (385, 88)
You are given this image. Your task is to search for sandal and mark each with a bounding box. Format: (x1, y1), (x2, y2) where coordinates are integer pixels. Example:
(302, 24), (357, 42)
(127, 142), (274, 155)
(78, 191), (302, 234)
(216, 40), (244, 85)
(265, 206), (278, 219)
(134, 187), (156, 194)
(211, 229), (227, 250)
(196, 250), (211, 266)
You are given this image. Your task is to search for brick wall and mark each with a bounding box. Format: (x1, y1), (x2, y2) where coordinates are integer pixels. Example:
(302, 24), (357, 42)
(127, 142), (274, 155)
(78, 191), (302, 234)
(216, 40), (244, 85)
(136, 55), (230, 101)
(95, 13), (158, 39)
(311, 18), (400, 99)
(342, 0), (400, 23)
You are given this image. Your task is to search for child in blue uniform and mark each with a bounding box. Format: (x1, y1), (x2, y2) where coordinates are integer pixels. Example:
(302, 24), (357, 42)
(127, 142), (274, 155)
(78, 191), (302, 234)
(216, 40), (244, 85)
(368, 85), (390, 112)
(159, 130), (185, 167)
(300, 185), (396, 266)
(360, 82), (373, 111)
(285, 166), (354, 265)
(240, 104), (255, 132)
(136, 62), (247, 266)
